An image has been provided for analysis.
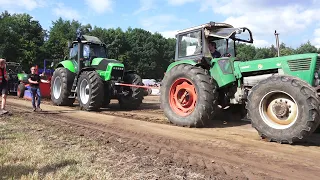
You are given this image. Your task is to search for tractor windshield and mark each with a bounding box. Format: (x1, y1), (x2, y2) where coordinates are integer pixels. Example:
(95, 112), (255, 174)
(83, 44), (107, 58)
(213, 38), (235, 57)
(178, 30), (202, 58)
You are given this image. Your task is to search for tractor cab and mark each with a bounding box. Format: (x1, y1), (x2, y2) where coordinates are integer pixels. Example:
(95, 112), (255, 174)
(68, 35), (107, 67)
(175, 22), (254, 61)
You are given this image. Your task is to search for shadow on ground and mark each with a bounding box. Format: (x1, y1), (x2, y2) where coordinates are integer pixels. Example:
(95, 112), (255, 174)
(0, 159), (78, 179)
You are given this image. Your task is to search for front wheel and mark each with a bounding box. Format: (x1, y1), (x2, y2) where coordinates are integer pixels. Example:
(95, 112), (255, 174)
(160, 64), (219, 127)
(77, 71), (104, 111)
(51, 67), (75, 106)
(247, 75), (320, 144)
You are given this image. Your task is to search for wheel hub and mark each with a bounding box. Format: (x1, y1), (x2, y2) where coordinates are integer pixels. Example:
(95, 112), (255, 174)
(79, 79), (90, 104)
(53, 76), (62, 99)
(259, 91), (298, 129)
(272, 101), (289, 117)
(169, 78), (197, 116)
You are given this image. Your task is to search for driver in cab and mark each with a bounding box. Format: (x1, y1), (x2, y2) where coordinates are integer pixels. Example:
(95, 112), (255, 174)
(208, 41), (221, 58)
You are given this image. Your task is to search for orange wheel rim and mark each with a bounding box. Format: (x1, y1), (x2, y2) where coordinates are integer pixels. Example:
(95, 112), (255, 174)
(169, 78), (197, 116)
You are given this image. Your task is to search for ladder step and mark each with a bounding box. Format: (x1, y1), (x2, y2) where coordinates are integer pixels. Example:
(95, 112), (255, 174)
(68, 95), (76, 99)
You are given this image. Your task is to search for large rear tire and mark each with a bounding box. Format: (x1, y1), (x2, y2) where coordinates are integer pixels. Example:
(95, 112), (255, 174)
(247, 75), (320, 144)
(118, 73), (144, 110)
(77, 71), (104, 111)
(160, 64), (219, 127)
(51, 67), (75, 106)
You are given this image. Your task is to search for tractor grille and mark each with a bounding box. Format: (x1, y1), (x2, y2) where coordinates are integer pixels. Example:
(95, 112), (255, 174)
(110, 67), (124, 80)
(316, 56), (320, 71)
(287, 58), (312, 71)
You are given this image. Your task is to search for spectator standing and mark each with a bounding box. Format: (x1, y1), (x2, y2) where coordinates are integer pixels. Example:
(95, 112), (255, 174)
(0, 58), (8, 114)
(28, 66), (49, 111)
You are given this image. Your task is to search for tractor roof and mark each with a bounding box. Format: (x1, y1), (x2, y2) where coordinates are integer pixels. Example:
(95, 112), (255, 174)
(176, 22), (234, 35)
(73, 35), (104, 45)
(176, 22), (253, 43)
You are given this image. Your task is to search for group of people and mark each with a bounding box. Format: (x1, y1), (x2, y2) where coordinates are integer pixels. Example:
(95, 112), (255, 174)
(0, 58), (48, 114)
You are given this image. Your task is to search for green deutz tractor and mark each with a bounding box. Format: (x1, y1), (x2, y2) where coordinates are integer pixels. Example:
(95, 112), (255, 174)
(161, 22), (320, 144)
(50, 35), (144, 110)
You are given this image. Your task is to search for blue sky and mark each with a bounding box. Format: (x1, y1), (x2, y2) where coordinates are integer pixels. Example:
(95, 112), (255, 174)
(1, 0), (320, 48)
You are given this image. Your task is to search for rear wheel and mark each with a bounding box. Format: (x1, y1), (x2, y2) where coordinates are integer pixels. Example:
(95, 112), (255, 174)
(51, 67), (75, 106)
(247, 75), (320, 144)
(160, 64), (218, 127)
(77, 71), (104, 111)
(118, 73), (144, 109)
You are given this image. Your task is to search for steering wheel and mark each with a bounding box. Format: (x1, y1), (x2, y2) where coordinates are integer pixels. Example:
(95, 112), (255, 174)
(222, 53), (231, 57)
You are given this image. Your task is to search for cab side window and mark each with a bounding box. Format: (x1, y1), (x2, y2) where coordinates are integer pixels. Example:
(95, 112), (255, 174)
(69, 44), (78, 60)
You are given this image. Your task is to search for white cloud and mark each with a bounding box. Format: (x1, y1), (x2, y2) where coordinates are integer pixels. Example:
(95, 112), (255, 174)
(159, 30), (178, 39)
(140, 14), (190, 32)
(312, 28), (320, 48)
(167, 0), (196, 6)
(52, 3), (81, 20)
(84, 0), (113, 14)
(0, 0), (46, 11)
(200, 0), (320, 47)
(253, 39), (271, 48)
(134, 0), (156, 15)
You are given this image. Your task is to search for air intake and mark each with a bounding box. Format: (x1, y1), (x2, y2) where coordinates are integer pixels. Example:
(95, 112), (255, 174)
(287, 58), (312, 71)
(316, 56), (320, 71)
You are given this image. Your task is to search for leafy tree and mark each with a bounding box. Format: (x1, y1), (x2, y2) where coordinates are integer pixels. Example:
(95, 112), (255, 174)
(0, 11), (45, 69)
(295, 41), (318, 54)
(236, 43), (256, 60)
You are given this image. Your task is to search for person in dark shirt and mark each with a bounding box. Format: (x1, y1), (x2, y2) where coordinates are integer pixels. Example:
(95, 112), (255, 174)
(0, 58), (8, 114)
(208, 41), (221, 58)
(28, 66), (48, 111)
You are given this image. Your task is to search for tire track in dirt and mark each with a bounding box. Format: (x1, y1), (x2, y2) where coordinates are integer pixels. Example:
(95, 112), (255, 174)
(8, 102), (320, 180)
(10, 96), (168, 124)
(8, 105), (270, 179)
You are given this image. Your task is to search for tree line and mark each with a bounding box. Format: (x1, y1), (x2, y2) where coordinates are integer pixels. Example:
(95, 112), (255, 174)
(0, 11), (319, 79)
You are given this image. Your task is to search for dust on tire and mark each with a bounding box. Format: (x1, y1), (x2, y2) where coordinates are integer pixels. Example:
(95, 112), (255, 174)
(160, 64), (219, 128)
(51, 67), (75, 106)
(77, 70), (104, 111)
(246, 75), (320, 144)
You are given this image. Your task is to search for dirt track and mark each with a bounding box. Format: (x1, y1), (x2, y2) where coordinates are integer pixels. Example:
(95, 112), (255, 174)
(5, 96), (320, 179)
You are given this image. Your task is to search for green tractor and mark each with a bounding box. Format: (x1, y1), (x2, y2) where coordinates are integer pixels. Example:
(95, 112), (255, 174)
(161, 22), (320, 144)
(50, 34), (144, 111)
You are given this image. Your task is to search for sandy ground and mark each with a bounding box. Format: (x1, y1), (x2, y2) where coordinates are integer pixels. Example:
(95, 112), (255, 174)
(1, 95), (320, 179)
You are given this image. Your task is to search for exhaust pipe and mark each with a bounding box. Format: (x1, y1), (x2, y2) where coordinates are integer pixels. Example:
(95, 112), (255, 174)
(274, 30), (280, 57)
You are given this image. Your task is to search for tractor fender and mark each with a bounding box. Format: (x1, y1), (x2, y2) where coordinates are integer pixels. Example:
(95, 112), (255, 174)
(165, 59), (205, 73)
(77, 67), (97, 78)
(56, 60), (77, 73)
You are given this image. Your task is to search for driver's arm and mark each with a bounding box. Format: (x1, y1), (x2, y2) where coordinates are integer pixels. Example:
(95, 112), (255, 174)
(217, 51), (221, 57)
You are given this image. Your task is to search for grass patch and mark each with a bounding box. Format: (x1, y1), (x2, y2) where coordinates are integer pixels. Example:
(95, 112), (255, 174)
(0, 115), (111, 180)
(0, 107), (206, 180)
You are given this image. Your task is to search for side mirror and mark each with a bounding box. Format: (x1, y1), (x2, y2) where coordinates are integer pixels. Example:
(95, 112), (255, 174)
(50, 61), (54, 67)
(67, 41), (72, 48)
